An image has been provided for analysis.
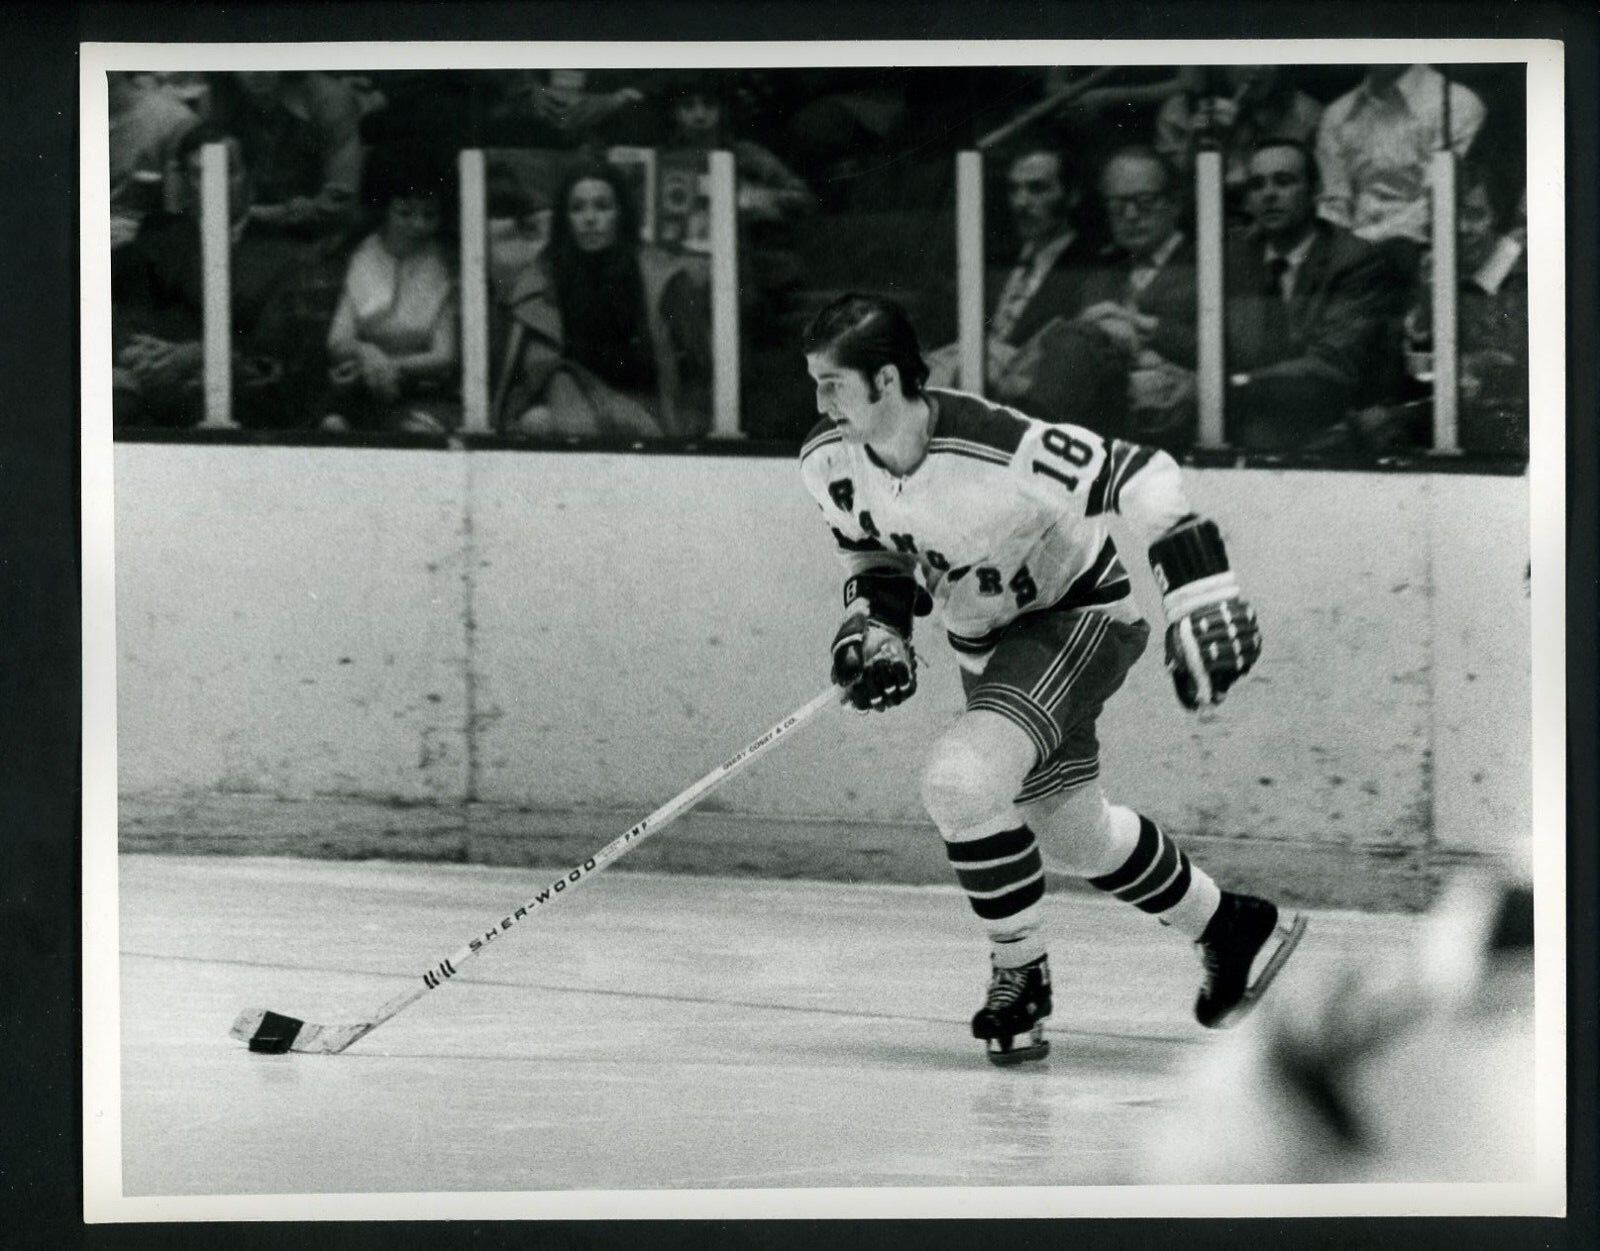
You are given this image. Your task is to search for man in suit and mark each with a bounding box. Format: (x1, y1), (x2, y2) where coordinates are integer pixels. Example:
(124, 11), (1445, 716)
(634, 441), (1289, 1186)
(925, 141), (1095, 411)
(1012, 145), (1199, 449)
(112, 125), (315, 428)
(1223, 138), (1398, 451)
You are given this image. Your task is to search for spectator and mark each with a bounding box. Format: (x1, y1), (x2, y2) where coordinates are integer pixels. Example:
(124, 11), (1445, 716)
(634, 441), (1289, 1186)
(109, 71), (199, 249)
(1315, 64), (1486, 284)
(482, 70), (651, 152)
(495, 160), (710, 439)
(665, 73), (817, 223)
(1401, 164), (1528, 457)
(925, 141), (1097, 415)
(204, 71), (365, 240)
(1014, 146), (1199, 449)
(661, 70), (817, 334)
(780, 69), (910, 209)
(111, 125), (314, 428)
(1223, 139), (1398, 451)
(320, 144), (460, 435)
(1154, 66), (1323, 223)
(356, 70), (480, 158)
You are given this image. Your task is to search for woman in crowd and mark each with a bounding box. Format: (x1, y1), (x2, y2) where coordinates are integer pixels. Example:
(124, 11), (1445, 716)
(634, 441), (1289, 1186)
(496, 160), (710, 439)
(321, 144), (460, 434)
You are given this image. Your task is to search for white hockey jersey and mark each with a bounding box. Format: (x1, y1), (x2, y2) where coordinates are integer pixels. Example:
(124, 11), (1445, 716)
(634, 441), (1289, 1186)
(799, 387), (1194, 662)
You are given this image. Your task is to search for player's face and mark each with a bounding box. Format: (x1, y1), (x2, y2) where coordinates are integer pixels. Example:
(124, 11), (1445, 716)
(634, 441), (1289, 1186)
(806, 351), (891, 441)
(1244, 145), (1314, 242)
(567, 178), (620, 253)
(1101, 156), (1179, 260)
(1007, 153), (1070, 245)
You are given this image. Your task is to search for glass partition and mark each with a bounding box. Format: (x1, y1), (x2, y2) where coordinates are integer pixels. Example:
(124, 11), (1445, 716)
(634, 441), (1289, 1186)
(105, 62), (1529, 466)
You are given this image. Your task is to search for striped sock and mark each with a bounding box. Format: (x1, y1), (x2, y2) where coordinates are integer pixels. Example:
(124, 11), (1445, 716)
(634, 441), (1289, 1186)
(1086, 814), (1221, 940)
(944, 825), (1047, 967)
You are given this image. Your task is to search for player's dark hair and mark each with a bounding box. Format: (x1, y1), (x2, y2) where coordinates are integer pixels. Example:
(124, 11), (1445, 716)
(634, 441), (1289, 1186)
(801, 293), (930, 398)
(1248, 137), (1322, 192)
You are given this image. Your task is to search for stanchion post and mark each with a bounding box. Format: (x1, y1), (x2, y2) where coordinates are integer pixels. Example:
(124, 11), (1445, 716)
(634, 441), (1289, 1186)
(1430, 149), (1461, 455)
(458, 149), (490, 434)
(956, 151), (985, 393)
(708, 150), (741, 437)
(1194, 148), (1226, 449)
(199, 142), (234, 428)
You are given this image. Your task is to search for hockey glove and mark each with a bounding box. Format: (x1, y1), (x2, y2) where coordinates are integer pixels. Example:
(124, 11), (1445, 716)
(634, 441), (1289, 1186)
(830, 570), (931, 712)
(1149, 515), (1262, 710)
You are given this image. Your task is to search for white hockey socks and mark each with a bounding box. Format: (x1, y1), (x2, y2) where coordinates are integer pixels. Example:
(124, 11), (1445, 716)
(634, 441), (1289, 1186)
(1086, 809), (1221, 940)
(943, 825), (1048, 968)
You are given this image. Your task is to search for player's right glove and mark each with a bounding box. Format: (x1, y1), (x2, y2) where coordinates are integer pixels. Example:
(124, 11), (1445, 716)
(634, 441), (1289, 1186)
(830, 569), (931, 712)
(1149, 515), (1263, 710)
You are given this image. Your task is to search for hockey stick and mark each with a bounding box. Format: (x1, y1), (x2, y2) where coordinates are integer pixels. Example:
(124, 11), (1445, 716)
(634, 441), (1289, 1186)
(231, 686), (841, 1055)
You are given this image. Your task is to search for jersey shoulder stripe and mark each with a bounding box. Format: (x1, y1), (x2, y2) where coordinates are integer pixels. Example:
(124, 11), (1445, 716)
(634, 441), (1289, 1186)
(800, 418), (842, 464)
(928, 437), (1012, 468)
(927, 388), (1028, 455)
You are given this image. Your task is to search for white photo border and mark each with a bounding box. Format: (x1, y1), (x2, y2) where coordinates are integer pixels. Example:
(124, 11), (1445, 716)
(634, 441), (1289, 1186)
(81, 36), (1567, 1223)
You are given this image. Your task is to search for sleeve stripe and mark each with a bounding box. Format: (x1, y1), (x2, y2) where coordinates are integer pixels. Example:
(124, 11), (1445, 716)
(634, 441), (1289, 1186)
(1084, 456), (1113, 517)
(1107, 444), (1158, 514)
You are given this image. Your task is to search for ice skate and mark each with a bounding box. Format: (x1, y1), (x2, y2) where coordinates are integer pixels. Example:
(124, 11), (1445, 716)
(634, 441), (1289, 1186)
(971, 954), (1052, 1065)
(1194, 891), (1307, 1028)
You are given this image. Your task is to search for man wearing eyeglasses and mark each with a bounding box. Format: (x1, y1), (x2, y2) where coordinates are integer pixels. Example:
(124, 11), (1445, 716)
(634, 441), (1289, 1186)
(1048, 146), (1201, 450)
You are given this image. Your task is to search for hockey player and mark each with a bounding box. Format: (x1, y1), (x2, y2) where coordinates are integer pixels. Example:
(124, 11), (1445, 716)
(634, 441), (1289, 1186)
(799, 294), (1306, 1064)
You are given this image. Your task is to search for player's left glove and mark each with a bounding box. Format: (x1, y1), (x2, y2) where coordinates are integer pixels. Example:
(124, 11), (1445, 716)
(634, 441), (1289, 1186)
(830, 569), (932, 712)
(1149, 515), (1262, 711)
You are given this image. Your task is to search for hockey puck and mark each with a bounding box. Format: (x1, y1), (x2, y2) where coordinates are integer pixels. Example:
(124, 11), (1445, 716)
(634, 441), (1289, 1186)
(244, 1010), (304, 1054)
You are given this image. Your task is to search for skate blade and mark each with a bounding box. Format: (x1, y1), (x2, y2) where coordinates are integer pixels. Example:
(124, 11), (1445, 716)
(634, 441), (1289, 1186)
(985, 1029), (1050, 1066)
(1219, 911), (1309, 1029)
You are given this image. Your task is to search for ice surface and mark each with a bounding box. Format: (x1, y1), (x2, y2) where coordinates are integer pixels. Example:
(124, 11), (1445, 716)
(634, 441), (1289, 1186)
(114, 854), (1419, 1198)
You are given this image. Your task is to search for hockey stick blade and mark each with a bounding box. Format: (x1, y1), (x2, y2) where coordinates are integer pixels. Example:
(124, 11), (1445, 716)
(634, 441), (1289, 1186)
(230, 1008), (374, 1056)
